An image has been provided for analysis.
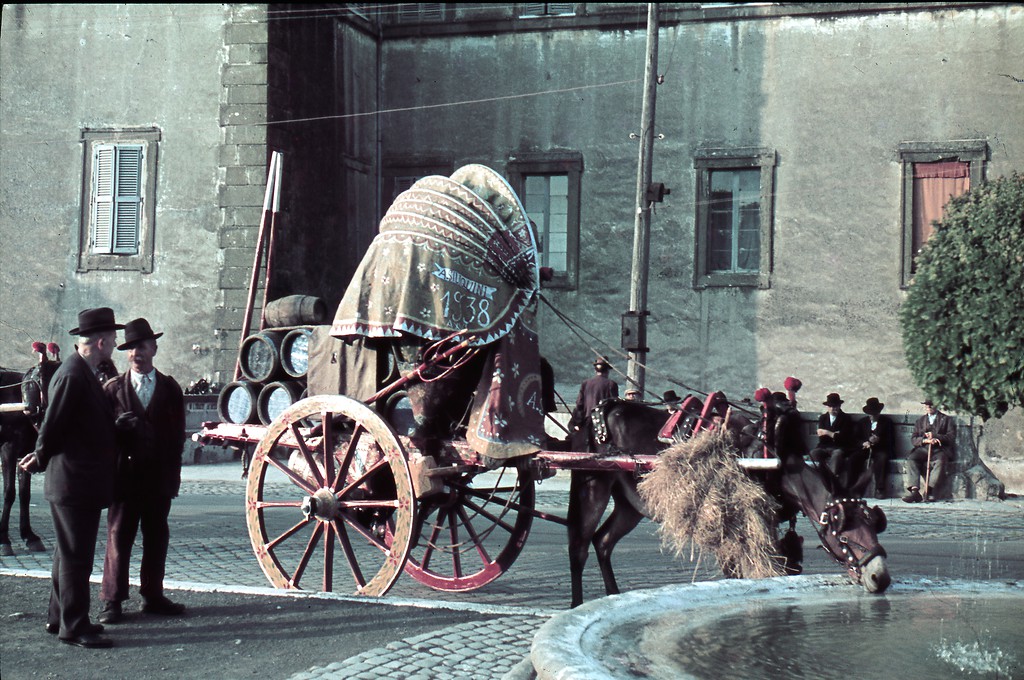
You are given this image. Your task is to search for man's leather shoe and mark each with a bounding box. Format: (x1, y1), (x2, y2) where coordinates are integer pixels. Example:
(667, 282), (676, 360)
(142, 596), (185, 616)
(59, 633), (113, 648)
(46, 622), (103, 635)
(98, 600), (123, 624)
(902, 488), (923, 503)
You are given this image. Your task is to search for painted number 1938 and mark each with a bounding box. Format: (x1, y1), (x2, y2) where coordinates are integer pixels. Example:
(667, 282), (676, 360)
(442, 290), (491, 327)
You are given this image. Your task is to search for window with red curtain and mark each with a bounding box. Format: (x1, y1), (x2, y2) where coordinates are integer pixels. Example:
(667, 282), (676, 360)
(911, 161), (970, 269)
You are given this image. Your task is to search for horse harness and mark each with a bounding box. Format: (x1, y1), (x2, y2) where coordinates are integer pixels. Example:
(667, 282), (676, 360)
(813, 497), (887, 576)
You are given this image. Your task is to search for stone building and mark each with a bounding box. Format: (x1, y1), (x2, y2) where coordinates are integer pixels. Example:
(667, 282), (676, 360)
(1, 3), (1020, 493)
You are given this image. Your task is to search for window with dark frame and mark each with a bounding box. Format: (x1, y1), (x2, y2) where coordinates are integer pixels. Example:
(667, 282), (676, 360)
(507, 152), (583, 290)
(520, 3), (577, 17)
(694, 148), (775, 289)
(382, 160), (453, 207)
(78, 128), (160, 273)
(898, 141), (987, 287)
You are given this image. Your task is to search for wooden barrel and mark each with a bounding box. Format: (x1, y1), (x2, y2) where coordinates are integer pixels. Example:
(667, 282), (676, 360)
(217, 380), (259, 424)
(264, 295), (327, 328)
(257, 380), (304, 425)
(239, 330), (285, 382)
(280, 328), (313, 378)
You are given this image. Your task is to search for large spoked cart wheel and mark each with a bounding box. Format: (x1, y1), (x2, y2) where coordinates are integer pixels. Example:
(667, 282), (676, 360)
(400, 458), (535, 591)
(245, 395), (416, 596)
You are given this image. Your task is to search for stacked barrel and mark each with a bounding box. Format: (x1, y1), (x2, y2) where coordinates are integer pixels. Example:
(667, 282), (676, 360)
(217, 295), (327, 425)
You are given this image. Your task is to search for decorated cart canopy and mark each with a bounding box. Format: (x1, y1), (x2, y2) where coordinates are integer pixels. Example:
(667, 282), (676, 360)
(332, 164), (546, 460)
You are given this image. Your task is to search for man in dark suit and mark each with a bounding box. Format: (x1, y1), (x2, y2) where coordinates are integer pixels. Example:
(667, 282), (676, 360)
(903, 399), (956, 503)
(568, 357), (618, 450)
(19, 308), (124, 649)
(854, 397), (895, 498)
(809, 393), (857, 486)
(570, 357), (618, 426)
(98, 318), (186, 623)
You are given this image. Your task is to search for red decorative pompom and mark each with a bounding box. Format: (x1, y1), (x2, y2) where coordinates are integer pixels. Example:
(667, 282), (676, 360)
(47, 342), (60, 356)
(31, 341), (46, 353)
(784, 376), (802, 392)
(754, 387), (771, 403)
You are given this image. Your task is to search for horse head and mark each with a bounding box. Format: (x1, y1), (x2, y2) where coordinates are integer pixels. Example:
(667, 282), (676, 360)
(782, 463), (890, 593)
(20, 360), (60, 424)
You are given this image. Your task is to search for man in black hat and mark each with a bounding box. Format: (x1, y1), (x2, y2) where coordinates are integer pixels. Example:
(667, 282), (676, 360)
(98, 318), (186, 623)
(809, 392), (857, 486)
(19, 307), (124, 648)
(569, 357), (618, 441)
(903, 399), (956, 503)
(854, 397), (895, 498)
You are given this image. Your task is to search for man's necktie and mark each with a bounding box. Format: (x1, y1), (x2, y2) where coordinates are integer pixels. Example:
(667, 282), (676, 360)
(139, 374), (153, 409)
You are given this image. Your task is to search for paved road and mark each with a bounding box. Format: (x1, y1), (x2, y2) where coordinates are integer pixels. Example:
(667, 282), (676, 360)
(2, 463), (1023, 678)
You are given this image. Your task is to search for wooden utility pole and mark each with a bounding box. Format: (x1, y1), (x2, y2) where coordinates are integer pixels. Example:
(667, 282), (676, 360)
(625, 3), (660, 393)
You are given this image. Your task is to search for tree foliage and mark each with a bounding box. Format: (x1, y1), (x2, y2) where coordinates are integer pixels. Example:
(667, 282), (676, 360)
(901, 173), (1024, 421)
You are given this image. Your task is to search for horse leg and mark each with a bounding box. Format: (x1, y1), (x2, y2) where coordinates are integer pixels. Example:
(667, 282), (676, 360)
(0, 440), (15, 555)
(592, 478), (645, 597)
(18, 467), (44, 552)
(567, 471), (613, 608)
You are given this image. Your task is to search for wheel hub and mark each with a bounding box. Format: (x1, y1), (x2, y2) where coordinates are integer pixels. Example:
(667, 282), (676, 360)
(301, 488), (340, 522)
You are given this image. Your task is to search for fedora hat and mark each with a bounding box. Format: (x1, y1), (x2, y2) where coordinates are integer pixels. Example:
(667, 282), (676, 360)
(593, 356), (611, 370)
(118, 318), (163, 350)
(921, 398), (935, 406)
(823, 392), (844, 407)
(68, 307), (124, 336)
(662, 390), (682, 404)
(862, 397), (885, 415)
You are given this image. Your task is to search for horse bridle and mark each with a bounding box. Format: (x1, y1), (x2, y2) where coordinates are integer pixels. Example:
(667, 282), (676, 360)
(813, 498), (887, 576)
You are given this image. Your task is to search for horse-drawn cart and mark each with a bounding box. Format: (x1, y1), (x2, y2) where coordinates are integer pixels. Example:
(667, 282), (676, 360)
(196, 164), (887, 600)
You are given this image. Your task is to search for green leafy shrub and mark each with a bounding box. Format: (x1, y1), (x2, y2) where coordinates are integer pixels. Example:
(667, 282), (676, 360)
(900, 172), (1024, 421)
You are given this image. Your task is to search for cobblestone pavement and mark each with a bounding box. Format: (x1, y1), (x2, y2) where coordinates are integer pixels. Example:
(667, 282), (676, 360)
(2, 464), (1023, 679)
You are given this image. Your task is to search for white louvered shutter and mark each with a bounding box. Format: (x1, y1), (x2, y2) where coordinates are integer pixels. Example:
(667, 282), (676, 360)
(92, 145), (115, 253)
(112, 145), (142, 254)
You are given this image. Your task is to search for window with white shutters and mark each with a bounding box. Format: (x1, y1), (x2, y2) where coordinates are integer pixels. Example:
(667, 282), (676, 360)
(78, 128), (160, 273)
(91, 144), (143, 255)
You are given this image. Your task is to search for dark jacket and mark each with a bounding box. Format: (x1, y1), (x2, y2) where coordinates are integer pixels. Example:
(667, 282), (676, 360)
(911, 411), (956, 454)
(571, 373), (618, 425)
(104, 369), (185, 499)
(34, 351), (118, 508)
(815, 411), (856, 450)
(856, 414), (894, 457)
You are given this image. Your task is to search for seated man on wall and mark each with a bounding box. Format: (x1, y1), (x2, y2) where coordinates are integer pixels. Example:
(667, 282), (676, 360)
(854, 397), (895, 498)
(902, 399), (956, 503)
(809, 393), (857, 486)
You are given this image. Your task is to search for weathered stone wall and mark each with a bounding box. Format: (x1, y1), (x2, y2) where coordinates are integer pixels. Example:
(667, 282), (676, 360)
(377, 3), (1024, 477)
(0, 4), (228, 386)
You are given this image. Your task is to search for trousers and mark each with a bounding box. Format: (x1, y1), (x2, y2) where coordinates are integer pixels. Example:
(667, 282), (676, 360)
(100, 495), (172, 602)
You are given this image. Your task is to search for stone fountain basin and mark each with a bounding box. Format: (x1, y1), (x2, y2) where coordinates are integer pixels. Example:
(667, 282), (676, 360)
(531, 575), (1024, 680)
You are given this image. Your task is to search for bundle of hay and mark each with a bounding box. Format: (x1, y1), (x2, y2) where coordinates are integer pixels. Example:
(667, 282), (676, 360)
(637, 429), (786, 579)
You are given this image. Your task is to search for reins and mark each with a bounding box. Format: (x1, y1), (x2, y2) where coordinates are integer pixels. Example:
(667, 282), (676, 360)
(538, 294), (760, 420)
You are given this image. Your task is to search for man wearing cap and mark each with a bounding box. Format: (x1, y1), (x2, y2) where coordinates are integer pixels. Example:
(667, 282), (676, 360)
(855, 398), (895, 498)
(903, 399), (956, 503)
(19, 308), (124, 648)
(809, 393), (857, 486)
(98, 319), (186, 623)
(569, 357), (619, 436)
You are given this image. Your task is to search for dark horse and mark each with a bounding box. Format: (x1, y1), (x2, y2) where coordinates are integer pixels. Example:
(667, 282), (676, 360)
(0, 350), (60, 556)
(567, 392), (891, 607)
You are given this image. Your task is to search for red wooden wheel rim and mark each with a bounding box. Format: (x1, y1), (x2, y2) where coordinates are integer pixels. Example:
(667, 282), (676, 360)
(400, 460), (534, 591)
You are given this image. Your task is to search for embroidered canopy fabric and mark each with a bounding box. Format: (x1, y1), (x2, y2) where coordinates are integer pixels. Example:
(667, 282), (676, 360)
(332, 164), (539, 345)
(332, 165), (546, 460)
